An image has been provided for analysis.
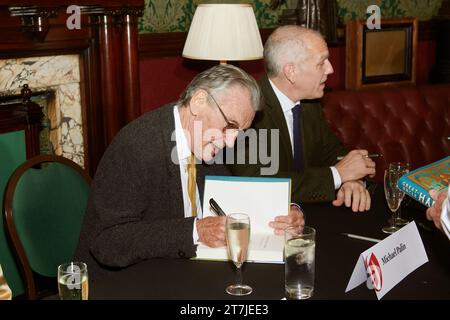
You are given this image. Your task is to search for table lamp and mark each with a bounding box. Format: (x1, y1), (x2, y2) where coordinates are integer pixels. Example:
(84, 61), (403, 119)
(182, 4), (263, 64)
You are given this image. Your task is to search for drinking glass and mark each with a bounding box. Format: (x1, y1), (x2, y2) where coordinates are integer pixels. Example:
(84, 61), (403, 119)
(382, 168), (406, 234)
(57, 262), (88, 300)
(388, 162), (410, 226)
(225, 213), (252, 296)
(284, 226), (316, 299)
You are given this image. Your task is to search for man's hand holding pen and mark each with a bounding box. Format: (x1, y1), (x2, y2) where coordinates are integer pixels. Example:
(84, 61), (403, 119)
(197, 216), (226, 248)
(335, 149), (377, 183)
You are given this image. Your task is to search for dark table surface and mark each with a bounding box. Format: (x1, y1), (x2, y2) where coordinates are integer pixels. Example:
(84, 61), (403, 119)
(89, 186), (450, 300)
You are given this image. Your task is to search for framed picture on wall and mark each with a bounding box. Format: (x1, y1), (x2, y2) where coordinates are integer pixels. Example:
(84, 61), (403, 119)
(345, 18), (417, 90)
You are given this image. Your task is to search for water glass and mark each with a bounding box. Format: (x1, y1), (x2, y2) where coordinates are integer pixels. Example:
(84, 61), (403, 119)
(284, 226), (316, 299)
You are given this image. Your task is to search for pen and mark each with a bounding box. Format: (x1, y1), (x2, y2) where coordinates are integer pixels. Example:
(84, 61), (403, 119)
(209, 198), (227, 216)
(342, 233), (381, 243)
(337, 153), (382, 161)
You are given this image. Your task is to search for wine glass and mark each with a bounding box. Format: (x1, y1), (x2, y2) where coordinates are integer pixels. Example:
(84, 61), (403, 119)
(57, 262), (89, 300)
(382, 169), (406, 234)
(225, 213), (252, 296)
(388, 162), (410, 226)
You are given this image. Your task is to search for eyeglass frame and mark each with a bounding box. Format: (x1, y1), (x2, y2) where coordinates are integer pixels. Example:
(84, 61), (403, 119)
(208, 93), (241, 135)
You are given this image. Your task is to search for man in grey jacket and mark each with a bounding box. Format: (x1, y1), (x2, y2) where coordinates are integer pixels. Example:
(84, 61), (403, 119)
(75, 64), (304, 281)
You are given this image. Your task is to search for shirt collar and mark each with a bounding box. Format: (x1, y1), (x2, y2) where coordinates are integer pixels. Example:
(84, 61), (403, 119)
(268, 78), (300, 112)
(173, 105), (192, 162)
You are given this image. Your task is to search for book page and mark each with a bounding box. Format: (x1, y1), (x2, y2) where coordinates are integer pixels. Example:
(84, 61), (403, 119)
(196, 232), (284, 263)
(202, 176), (291, 234)
(196, 176), (291, 263)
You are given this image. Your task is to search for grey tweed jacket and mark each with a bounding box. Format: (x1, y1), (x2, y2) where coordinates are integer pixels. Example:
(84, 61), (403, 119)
(74, 103), (229, 282)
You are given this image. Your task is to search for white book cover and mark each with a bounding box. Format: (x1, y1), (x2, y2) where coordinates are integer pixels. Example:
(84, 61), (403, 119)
(195, 176), (291, 263)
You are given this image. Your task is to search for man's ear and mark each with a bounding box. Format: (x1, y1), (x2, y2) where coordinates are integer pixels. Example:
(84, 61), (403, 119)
(283, 63), (296, 84)
(190, 89), (209, 115)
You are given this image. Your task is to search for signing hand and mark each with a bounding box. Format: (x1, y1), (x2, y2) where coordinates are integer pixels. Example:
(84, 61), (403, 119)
(335, 149), (376, 183)
(332, 180), (371, 212)
(196, 216), (226, 247)
(269, 205), (305, 236)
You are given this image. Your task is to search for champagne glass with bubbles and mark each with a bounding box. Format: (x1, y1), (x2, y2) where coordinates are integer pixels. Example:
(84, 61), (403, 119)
(225, 213), (252, 296)
(382, 168), (406, 234)
(58, 262), (88, 300)
(388, 162), (410, 226)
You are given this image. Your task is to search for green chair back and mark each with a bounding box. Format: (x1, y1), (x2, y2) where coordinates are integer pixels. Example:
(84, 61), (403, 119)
(0, 130), (26, 297)
(4, 155), (91, 299)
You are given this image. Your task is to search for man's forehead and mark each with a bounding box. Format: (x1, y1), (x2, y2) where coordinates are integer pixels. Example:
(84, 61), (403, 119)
(305, 43), (329, 63)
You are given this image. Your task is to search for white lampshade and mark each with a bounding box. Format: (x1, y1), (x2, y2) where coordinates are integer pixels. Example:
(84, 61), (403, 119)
(182, 4), (263, 62)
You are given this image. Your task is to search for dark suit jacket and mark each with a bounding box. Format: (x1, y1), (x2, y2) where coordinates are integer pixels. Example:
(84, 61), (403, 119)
(228, 75), (347, 203)
(74, 104), (229, 282)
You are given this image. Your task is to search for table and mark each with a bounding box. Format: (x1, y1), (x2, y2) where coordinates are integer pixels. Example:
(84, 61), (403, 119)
(89, 186), (450, 300)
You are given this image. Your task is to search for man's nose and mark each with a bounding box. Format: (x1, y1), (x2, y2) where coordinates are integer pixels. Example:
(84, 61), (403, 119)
(326, 59), (334, 75)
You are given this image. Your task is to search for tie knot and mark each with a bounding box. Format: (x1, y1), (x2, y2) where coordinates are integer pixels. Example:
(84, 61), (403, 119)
(292, 104), (301, 112)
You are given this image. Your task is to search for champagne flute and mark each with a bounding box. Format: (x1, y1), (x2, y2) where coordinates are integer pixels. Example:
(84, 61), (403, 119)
(382, 169), (405, 233)
(388, 162), (410, 226)
(225, 213), (252, 296)
(57, 262), (89, 300)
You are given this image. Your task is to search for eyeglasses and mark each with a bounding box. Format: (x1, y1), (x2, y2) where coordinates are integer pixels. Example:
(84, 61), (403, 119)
(208, 93), (240, 135)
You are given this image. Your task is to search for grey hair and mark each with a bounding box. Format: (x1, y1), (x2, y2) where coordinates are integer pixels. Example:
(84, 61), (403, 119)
(178, 64), (262, 111)
(264, 25), (324, 77)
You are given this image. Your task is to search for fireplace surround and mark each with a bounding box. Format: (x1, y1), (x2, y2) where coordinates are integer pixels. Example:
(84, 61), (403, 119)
(0, 0), (145, 176)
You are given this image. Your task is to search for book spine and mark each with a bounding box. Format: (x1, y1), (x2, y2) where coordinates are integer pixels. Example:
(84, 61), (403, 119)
(398, 177), (435, 208)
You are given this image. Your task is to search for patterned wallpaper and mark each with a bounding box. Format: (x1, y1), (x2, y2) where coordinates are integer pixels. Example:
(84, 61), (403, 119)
(139, 0), (443, 33)
(337, 0), (442, 23)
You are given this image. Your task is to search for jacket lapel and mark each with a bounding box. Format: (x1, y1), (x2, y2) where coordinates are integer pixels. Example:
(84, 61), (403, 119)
(159, 104), (184, 217)
(258, 76), (294, 169)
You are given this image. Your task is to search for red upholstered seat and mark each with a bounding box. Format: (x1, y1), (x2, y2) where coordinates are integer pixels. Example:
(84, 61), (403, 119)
(321, 84), (450, 182)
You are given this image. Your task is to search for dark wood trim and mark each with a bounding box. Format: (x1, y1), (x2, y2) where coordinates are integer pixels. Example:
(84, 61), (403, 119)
(3, 154), (91, 300)
(0, 97), (43, 159)
(1, 0), (143, 6)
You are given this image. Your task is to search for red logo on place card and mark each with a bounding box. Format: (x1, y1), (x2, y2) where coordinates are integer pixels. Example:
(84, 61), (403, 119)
(365, 253), (383, 291)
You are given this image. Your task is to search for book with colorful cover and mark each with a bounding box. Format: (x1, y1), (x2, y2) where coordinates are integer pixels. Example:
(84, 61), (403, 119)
(397, 156), (450, 207)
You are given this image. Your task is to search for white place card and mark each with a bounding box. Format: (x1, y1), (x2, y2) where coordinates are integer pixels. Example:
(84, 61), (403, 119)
(345, 221), (428, 299)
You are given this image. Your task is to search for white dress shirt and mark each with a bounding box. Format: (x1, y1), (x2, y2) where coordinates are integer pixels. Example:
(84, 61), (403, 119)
(268, 79), (342, 189)
(173, 106), (202, 242)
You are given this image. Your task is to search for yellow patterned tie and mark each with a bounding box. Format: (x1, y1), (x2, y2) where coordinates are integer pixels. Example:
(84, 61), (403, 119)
(187, 153), (197, 217)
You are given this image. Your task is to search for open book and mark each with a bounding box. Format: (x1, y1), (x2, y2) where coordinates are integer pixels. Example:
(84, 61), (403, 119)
(195, 176), (291, 264)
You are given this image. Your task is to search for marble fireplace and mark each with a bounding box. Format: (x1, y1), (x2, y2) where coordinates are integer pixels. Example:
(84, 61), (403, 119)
(0, 1), (143, 175)
(0, 55), (85, 167)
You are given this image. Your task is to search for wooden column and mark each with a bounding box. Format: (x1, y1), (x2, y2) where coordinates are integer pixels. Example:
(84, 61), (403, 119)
(97, 14), (123, 144)
(92, 8), (142, 146)
(122, 13), (141, 122)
